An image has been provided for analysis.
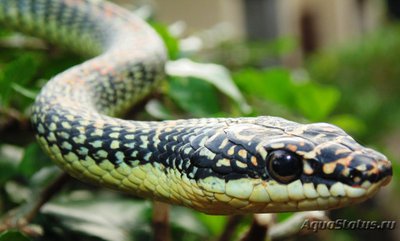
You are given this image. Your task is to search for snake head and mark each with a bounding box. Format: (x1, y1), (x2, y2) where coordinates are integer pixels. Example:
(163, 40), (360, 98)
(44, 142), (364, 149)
(204, 117), (393, 214)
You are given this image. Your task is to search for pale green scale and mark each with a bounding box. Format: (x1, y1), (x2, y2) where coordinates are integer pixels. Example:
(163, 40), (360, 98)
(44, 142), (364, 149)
(249, 184), (271, 202)
(287, 180), (306, 200)
(96, 150), (108, 158)
(143, 178), (156, 192)
(128, 175), (143, 186)
(115, 151), (125, 163)
(144, 152), (152, 161)
(72, 135), (86, 144)
(61, 121), (71, 129)
(79, 120), (91, 127)
(316, 184), (330, 197)
(176, 183), (190, 201)
(59, 132), (70, 139)
(130, 160), (140, 166)
(91, 129), (104, 137)
(37, 123), (45, 134)
(47, 132), (57, 142)
(72, 161), (89, 173)
(52, 115), (59, 122)
(48, 123), (57, 131)
(77, 147), (89, 156)
(90, 140), (103, 148)
(110, 169), (125, 180)
(215, 193), (232, 202)
(139, 136), (148, 149)
(101, 173), (121, 186)
(82, 156), (97, 167)
(129, 166), (147, 180)
(88, 165), (107, 176)
(64, 152), (79, 163)
(303, 183), (319, 198)
(146, 172), (159, 186)
(98, 160), (115, 171)
(123, 142), (135, 149)
(198, 176), (226, 194)
(61, 141), (73, 150)
(121, 178), (139, 190)
(109, 132), (120, 138)
(115, 163), (132, 176)
(110, 140), (120, 149)
(225, 179), (254, 199)
(156, 185), (171, 199)
(265, 183), (289, 202)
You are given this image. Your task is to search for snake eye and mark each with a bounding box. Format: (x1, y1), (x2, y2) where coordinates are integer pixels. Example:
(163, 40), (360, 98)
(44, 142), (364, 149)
(267, 150), (303, 184)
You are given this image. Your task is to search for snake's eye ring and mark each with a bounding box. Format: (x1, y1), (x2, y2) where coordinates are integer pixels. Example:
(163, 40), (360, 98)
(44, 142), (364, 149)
(267, 150), (303, 184)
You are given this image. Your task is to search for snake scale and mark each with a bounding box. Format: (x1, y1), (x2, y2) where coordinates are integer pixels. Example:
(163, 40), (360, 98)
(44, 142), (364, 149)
(0, 0), (392, 215)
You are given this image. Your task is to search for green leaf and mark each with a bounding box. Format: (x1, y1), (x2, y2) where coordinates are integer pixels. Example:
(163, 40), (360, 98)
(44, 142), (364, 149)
(294, 83), (340, 121)
(0, 54), (41, 106)
(0, 231), (30, 241)
(150, 22), (180, 60)
(276, 212), (294, 222)
(168, 76), (220, 117)
(167, 59), (251, 113)
(18, 143), (53, 179)
(234, 67), (341, 120)
(329, 114), (367, 136)
(11, 83), (38, 100)
(195, 213), (227, 236)
(234, 67), (294, 106)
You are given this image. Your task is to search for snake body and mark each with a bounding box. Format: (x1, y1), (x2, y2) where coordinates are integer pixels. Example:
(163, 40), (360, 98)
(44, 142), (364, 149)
(0, 0), (392, 214)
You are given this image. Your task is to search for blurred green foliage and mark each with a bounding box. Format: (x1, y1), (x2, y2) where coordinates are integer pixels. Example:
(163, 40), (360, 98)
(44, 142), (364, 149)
(307, 24), (400, 142)
(0, 9), (398, 241)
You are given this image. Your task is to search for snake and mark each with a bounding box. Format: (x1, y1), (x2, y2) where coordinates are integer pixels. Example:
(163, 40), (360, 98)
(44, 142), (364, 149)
(0, 0), (393, 215)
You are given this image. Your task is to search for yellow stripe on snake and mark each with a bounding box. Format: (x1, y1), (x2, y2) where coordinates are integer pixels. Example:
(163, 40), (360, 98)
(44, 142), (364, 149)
(0, 0), (392, 214)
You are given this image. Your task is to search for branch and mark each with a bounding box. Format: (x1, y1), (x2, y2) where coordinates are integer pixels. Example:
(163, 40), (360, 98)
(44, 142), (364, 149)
(152, 201), (170, 241)
(218, 215), (245, 241)
(0, 173), (70, 235)
(240, 214), (275, 241)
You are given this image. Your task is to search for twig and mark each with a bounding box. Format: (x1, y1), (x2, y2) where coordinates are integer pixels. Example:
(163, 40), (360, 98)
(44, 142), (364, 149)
(0, 173), (71, 234)
(23, 173), (71, 224)
(218, 215), (244, 241)
(152, 201), (170, 241)
(240, 214), (275, 241)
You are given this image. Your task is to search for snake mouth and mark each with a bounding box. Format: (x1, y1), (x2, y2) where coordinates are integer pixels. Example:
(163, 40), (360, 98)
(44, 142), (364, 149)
(196, 176), (392, 215)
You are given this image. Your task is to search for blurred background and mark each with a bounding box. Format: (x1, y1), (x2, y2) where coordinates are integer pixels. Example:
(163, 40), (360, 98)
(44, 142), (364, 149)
(0, 0), (399, 240)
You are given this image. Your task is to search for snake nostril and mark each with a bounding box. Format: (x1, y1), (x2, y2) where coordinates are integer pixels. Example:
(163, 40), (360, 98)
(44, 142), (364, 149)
(347, 168), (363, 185)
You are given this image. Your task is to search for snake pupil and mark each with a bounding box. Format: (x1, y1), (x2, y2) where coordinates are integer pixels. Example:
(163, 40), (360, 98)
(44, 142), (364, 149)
(267, 150), (302, 183)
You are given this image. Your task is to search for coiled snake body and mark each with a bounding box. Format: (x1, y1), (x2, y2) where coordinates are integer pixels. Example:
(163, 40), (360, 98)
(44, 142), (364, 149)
(0, 0), (392, 214)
